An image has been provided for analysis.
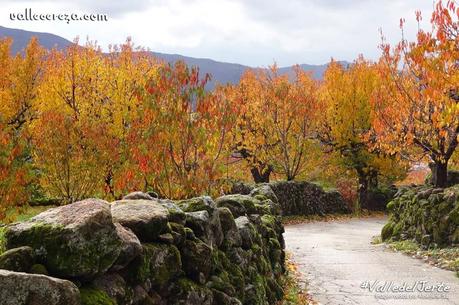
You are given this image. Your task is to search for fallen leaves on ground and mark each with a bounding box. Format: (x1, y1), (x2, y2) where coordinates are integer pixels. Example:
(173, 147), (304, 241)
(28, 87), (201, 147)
(282, 211), (386, 225)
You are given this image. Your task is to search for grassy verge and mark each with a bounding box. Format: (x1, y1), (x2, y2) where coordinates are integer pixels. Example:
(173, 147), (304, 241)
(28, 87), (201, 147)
(282, 211), (386, 225)
(384, 239), (459, 278)
(277, 253), (317, 305)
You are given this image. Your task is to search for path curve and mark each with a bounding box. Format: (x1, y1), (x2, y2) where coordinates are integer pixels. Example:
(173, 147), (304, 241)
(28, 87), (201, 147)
(284, 217), (459, 305)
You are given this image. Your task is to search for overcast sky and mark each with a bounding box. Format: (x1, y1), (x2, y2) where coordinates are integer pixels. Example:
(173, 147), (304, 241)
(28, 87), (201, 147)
(0, 0), (435, 67)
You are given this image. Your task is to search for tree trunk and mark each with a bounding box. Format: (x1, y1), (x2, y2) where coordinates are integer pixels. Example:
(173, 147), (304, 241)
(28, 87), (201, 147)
(368, 169), (378, 190)
(357, 172), (369, 210)
(251, 166), (272, 183)
(430, 161), (448, 188)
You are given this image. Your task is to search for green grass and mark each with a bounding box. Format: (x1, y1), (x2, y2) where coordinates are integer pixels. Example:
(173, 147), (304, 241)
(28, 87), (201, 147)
(2, 205), (56, 225)
(389, 240), (420, 252)
(387, 240), (459, 275)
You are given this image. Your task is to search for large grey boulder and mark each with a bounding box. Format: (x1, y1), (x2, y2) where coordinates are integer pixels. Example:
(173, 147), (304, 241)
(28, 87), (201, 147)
(111, 199), (169, 242)
(0, 269), (80, 305)
(5, 199), (122, 279)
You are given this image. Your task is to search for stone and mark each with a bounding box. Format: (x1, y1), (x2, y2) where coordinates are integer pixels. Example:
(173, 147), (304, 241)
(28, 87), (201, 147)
(235, 216), (256, 250)
(177, 196), (217, 213)
(0, 246), (34, 272)
(160, 199), (186, 225)
(168, 278), (214, 305)
(181, 239), (213, 283)
(29, 264), (48, 275)
(381, 222), (394, 241)
(92, 273), (132, 305)
(211, 289), (242, 305)
(0, 269), (80, 305)
(170, 223), (186, 246)
(111, 223), (143, 271)
(5, 199), (122, 279)
(128, 243), (182, 287)
(250, 185), (279, 204)
(123, 191), (155, 201)
(111, 199), (169, 242)
(215, 195), (259, 217)
(185, 211), (210, 240)
(217, 208), (242, 249)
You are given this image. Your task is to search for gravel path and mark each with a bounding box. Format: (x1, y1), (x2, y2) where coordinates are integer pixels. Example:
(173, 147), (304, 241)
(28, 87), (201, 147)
(284, 217), (459, 305)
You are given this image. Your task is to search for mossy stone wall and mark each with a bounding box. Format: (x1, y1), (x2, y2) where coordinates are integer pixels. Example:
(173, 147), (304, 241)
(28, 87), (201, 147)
(382, 185), (459, 248)
(0, 186), (286, 305)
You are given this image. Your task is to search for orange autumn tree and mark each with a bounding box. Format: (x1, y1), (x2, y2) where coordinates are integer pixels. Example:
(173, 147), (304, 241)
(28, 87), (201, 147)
(32, 41), (113, 203)
(0, 38), (45, 217)
(33, 39), (159, 202)
(318, 58), (407, 209)
(128, 61), (236, 199)
(231, 66), (318, 182)
(373, 1), (459, 188)
(96, 39), (158, 199)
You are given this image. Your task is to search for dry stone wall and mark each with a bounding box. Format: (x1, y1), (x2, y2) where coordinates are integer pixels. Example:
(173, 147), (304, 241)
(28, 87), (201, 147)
(381, 185), (459, 248)
(232, 181), (350, 216)
(0, 185), (285, 305)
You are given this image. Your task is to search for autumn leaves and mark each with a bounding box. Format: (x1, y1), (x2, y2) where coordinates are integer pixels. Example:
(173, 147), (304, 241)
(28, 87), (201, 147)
(0, 0), (458, 219)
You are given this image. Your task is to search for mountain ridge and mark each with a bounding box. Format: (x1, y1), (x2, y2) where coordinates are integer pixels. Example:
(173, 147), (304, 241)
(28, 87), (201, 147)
(0, 25), (346, 87)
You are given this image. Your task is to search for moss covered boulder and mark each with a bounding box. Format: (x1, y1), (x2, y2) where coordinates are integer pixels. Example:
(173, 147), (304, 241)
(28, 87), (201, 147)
(5, 199), (122, 279)
(177, 196), (216, 214)
(0, 246), (34, 272)
(160, 199), (186, 225)
(250, 185), (279, 204)
(0, 269), (80, 305)
(91, 273), (133, 305)
(168, 278), (214, 305)
(181, 239), (213, 283)
(111, 200), (169, 242)
(215, 195), (258, 217)
(185, 210), (223, 247)
(128, 243), (182, 287)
